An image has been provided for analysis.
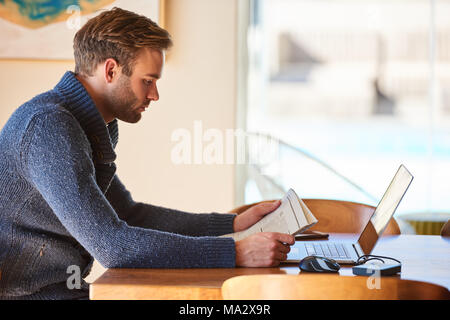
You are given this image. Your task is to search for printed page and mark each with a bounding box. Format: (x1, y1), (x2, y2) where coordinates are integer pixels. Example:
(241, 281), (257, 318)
(298, 198), (318, 226)
(221, 189), (317, 241)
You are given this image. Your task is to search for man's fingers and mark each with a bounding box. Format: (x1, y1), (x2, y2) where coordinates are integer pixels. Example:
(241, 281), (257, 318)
(279, 243), (291, 254)
(253, 200), (281, 216)
(263, 232), (295, 245)
(272, 251), (288, 261)
(268, 252), (288, 267)
(236, 232), (293, 267)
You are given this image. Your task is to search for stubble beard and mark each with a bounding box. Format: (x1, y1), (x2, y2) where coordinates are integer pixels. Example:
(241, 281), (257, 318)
(107, 75), (142, 124)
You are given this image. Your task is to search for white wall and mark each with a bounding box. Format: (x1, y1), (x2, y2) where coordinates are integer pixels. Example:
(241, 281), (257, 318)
(0, 60), (75, 126)
(116, 0), (238, 213)
(0, 0), (238, 214)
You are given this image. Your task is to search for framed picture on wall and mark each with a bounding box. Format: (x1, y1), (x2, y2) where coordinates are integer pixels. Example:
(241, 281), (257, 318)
(0, 0), (164, 60)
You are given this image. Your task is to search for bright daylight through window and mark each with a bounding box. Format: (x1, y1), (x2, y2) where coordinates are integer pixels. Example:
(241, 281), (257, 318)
(241, 0), (450, 233)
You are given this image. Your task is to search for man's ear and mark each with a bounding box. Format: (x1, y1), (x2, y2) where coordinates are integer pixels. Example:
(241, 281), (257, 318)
(103, 58), (120, 83)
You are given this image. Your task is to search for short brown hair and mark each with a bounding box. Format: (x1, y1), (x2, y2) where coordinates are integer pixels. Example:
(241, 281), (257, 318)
(74, 7), (172, 77)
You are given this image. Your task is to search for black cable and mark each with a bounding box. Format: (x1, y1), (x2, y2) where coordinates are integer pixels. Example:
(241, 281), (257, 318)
(356, 254), (401, 266)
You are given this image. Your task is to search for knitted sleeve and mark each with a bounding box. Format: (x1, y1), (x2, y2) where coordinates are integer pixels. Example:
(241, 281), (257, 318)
(22, 110), (236, 268)
(105, 175), (237, 236)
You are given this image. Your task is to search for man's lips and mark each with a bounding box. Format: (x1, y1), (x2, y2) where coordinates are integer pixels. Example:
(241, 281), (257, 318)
(138, 104), (150, 112)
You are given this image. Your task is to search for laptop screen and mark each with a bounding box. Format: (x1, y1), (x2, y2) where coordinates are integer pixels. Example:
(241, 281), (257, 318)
(357, 165), (413, 255)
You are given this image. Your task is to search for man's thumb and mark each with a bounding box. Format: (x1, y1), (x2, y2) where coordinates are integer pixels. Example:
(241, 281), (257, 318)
(257, 200), (281, 215)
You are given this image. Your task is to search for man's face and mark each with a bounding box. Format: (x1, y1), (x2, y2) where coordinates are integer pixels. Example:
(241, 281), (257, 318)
(106, 48), (164, 123)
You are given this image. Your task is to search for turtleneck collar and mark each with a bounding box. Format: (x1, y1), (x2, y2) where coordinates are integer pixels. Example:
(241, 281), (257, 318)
(53, 71), (118, 164)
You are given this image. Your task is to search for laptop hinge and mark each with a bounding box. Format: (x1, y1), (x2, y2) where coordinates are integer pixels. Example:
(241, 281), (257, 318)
(353, 243), (364, 260)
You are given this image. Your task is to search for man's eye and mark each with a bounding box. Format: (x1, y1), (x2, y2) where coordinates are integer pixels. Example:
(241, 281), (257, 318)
(144, 79), (153, 85)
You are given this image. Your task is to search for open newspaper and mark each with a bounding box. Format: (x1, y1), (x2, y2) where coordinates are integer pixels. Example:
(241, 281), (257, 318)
(222, 189), (318, 241)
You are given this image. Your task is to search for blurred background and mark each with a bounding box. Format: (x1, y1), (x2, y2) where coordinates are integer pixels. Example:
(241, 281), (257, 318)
(0, 0), (449, 237)
(242, 0), (450, 235)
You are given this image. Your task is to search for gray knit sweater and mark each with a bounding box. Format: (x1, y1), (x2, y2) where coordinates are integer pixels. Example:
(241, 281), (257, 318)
(0, 71), (236, 300)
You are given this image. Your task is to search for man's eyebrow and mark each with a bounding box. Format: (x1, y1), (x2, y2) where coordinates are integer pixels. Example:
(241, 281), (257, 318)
(145, 73), (161, 79)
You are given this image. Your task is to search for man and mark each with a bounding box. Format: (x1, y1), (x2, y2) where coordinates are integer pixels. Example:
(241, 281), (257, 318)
(0, 7), (294, 300)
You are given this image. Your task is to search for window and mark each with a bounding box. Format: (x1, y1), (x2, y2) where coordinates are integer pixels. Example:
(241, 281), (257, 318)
(241, 0), (450, 219)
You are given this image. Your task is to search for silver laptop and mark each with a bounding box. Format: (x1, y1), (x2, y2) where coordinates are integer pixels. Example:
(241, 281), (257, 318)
(286, 164), (413, 265)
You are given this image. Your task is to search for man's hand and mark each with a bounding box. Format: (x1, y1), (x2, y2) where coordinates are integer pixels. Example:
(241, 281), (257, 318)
(233, 200), (281, 232)
(235, 232), (295, 267)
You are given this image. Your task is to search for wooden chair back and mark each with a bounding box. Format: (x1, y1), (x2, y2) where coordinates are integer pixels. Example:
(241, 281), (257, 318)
(222, 274), (450, 300)
(441, 219), (450, 237)
(229, 199), (400, 235)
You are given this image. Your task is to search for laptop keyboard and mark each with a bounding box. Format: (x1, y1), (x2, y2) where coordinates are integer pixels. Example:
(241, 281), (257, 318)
(304, 243), (351, 260)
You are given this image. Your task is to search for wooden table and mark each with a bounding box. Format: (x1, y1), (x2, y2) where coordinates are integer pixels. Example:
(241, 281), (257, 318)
(90, 234), (450, 300)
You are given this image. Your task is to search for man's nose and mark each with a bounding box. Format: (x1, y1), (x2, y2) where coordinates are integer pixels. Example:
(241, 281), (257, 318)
(147, 84), (159, 102)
